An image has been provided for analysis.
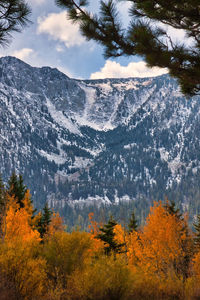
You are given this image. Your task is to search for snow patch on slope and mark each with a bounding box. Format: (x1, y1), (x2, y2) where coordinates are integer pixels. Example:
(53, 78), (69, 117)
(46, 98), (81, 135)
(38, 149), (67, 164)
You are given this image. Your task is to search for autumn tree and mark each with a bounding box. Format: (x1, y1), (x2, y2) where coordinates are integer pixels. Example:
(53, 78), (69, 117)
(56, 0), (200, 96)
(42, 230), (92, 292)
(0, 193), (47, 299)
(0, 0), (31, 47)
(127, 202), (192, 281)
(48, 211), (64, 236)
(88, 212), (100, 235)
(67, 255), (133, 300)
(164, 200), (192, 280)
(88, 212), (105, 254)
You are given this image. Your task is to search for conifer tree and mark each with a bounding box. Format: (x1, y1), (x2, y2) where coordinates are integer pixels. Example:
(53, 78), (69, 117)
(0, 175), (5, 210)
(96, 215), (125, 256)
(43, 203), (52, 227)
(7, 172), (27, 208)
(37, 203), (53, 239)
(7, 171), (18, 194)
(0, 175), (5, 236)
(164, 200), (182, 219)
(56, 0), (200, 96)
(18, 174), (27, 203)
(0, 0), (31, 46)
(194, 214), (200, 249)
(128, 211), (137, 233)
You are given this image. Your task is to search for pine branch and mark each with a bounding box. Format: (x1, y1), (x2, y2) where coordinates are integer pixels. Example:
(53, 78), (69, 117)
(0, 0), (31, 47)
(55, 0), (200, 95)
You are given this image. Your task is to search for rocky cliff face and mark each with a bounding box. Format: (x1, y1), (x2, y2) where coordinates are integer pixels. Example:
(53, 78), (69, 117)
(0, 56), (200, 212)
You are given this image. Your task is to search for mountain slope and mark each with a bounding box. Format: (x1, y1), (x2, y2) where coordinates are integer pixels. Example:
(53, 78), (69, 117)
(0, 56), (200, 218)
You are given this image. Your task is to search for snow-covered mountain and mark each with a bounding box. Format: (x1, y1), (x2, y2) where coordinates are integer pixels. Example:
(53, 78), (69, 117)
(1, 56), (200, 214)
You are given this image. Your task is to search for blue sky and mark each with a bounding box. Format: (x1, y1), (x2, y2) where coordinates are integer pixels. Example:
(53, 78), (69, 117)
(0, 0), (169, 79)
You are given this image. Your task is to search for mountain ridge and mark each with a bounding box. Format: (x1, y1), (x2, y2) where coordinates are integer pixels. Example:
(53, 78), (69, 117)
(0, 56), (200, 222)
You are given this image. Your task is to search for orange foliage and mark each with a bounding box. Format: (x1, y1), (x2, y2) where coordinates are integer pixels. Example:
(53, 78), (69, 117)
(88, 212), (104, 254)
(127, 202), (188, 278)
(0, 191), (195, 300)
(4, 193), (40, 244)
(88, 212), (100, 234)
(23, 190), (34, 217)
(48, 212), (64, 236)
(114, 224), (126, 244)
(193, 250), (200, 280)
(0, 192), (46, 299)
(114, 223), (127, 255)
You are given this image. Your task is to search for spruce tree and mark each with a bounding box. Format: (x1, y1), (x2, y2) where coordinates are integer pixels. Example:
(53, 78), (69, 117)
(128, 211), (137, 233)
(0, 0), (31, 46)
(0, 175), (5, 210)
(38, 203), (52, 239)
(0, 175), (5, 236)
(7, 172), (27, 208)
(194, 214), (200, 249)
(43, 203), (52, 227)
(164, 200), (182, 219)
(96, 215), (125, 256)
(55, 0), (200, 96)
(7, 171), (18, 194)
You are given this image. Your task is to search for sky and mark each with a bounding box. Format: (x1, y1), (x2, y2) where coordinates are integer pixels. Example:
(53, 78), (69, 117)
(0, 0), (170, 80)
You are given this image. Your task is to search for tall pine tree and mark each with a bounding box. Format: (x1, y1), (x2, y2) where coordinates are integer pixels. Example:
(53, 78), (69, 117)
(194, 214), (200, 250)
(37, 203), (52, 239)
(7, 172), (27, 208)
(0, 175), (5, 210)
(128, 211), (137, 233)
(96, 215), (125, 256)
(0, 175), (5, 236)
(164, 199), (182, 219)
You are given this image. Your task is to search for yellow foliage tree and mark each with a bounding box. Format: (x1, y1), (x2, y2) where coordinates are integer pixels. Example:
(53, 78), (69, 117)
(48, 212), (64, 236)
(0, 193), (47, 299)
(127, 202), (191, 280)
(187, 249), (200, 298)
(67, 255), (133, 300)
(88, 212), (104, 255)
(114, 223), (127, 257)
(42, 230), (93, 294)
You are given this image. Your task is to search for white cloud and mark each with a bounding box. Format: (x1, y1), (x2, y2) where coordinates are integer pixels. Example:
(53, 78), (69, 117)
(56, 44), (65, 52)
(90, 60), (168, 79)
(12, 48), (34, 60)
(37, 12), (85, 48)
(29, 0), (46, 5)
